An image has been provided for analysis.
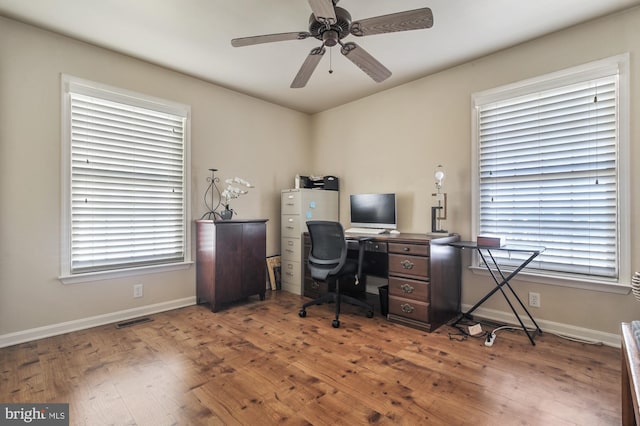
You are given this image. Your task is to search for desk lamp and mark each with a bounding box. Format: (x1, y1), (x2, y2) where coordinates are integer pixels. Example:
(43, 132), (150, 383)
(431, 165), (448, 233)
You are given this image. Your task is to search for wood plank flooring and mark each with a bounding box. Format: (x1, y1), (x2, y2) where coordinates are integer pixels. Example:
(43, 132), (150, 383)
(0, 291), (621, 425)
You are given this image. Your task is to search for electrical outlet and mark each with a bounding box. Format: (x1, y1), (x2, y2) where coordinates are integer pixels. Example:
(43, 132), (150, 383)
(133, 284), (143, 298)
(528, 292), (540, 308)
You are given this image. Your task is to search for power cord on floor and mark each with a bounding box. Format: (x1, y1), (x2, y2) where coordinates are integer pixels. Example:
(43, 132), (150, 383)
(448, 317), (605, 346)
(448, 316), (490, 341)
(488, 325), (604, 346)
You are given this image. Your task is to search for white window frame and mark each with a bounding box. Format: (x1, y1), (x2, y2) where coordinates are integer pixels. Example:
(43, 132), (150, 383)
(60, 75), (192, 284)
(471, 54), (630, 293)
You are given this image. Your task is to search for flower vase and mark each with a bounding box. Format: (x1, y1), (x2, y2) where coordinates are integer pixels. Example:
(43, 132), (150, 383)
(219, 205), (234, 220)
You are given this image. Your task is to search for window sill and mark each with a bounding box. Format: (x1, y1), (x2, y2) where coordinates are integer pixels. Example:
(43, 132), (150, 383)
(469, 265), (631, 295)
(59, 261), (194, 285)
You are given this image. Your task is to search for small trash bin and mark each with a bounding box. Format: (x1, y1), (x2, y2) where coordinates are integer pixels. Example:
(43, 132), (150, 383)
(378, 285), (389, 317)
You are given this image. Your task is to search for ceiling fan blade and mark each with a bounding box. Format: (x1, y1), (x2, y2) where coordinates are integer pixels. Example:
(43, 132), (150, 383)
(340, 42), (391, 83)
(291, 46), (326, 88)
(350, 8), (433, 37)
(307, 0), (337, 24)
(231, 32), (311, 47)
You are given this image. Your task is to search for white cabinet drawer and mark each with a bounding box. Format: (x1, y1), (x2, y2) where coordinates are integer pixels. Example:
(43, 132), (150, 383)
(281, 215), (300, 238)
(281, 237), (301, 261)
(281, 192), (300, 214)
(281, 259), (302, 288)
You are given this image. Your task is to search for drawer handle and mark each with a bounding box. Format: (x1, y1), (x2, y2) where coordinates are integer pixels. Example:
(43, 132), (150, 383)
(400, 303), (415, 313)
(286, 272), (294, 277)
(311, 281), (320, 289)
(286, 249), (294, 253)
(400, 283), (414, 294)
(403, 247), (410, 252)
(286, 226), (294, 229)
(400, 260), (414, 270)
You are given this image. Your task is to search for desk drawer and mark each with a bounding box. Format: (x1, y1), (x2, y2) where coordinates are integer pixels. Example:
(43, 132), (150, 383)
(389, 276), (429, 301)
(281, 215), (301, 238)
(388, 295), (430, 322)
(304, 277), (329, 299)
(389, 253), (429, 278)
(388, 242), (429, 256)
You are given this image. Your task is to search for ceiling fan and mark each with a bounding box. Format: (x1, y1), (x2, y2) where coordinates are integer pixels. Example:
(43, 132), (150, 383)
(231, 0), (433, 88)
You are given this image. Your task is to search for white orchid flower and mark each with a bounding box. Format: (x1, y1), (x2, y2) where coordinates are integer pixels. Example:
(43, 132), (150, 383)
(225, 177), (254, 188)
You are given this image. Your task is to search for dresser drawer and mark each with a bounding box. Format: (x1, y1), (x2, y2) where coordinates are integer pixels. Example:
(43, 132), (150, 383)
(388, 295), (430, 322)
(281, 192), (300, 214)
(388, 242), (429, 256)
(389, 253), (429, 278)
(281, 215), (301, 238)
(281, 237), (301, 261)
(389, 276), (430, 300)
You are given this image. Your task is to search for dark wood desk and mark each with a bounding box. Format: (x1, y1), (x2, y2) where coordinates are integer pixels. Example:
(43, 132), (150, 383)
(449, 241), (544, 345)
(303, 232), (461, 332)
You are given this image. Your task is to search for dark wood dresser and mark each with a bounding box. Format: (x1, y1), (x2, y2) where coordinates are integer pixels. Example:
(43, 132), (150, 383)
(196, 219), (268, 312)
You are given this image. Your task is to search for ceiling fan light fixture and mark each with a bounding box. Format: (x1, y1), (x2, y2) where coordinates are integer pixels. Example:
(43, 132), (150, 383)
(322, 30), (339, 46)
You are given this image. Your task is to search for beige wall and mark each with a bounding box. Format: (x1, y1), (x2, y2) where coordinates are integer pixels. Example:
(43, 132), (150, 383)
(0, 16), (310, 336)
(311, 7), (640, 336)
(2, 6), (639, 342)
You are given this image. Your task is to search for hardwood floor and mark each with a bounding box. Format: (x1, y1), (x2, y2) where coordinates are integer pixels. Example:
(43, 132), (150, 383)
(1, 291), (621, 425)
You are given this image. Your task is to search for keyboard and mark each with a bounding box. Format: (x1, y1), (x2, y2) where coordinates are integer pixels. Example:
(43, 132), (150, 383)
(345, 227), (386, 234)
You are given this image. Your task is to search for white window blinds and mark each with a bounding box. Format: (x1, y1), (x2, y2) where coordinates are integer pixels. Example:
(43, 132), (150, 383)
(68, 91), (187, 274)
(476, 75), (619, 279)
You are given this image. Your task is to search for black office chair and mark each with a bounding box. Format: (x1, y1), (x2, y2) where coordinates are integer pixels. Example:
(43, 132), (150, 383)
(298, 221), (374, 328)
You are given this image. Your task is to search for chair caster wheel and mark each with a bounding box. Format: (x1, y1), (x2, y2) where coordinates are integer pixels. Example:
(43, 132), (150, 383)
(299, 310), (307, 318)
(366, 311), (374, 318)
(332, 319), (340, 328)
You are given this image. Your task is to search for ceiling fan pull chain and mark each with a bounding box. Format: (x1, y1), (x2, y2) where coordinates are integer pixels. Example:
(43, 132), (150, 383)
(329, 47), (333, 74)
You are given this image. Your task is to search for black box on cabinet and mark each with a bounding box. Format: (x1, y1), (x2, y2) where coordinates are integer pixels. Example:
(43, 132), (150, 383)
(323, 176), (339, 190)
(299, 175), (339, 190)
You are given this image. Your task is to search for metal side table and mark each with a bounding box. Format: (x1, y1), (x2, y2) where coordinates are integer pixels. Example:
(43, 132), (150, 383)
(450, 241), (544, 345)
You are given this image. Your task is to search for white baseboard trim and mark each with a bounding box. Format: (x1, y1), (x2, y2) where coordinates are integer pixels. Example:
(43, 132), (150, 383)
(0, 297), (197, 349)
(461, 304), (621, 348)
(1, 298), (620, 349)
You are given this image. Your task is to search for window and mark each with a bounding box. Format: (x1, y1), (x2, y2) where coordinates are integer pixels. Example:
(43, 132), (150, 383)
(60, 75), (191, 283)
(471, 54), (630, 290)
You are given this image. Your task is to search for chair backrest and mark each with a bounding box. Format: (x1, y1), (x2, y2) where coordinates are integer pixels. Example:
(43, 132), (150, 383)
(306, 221), (348, 280)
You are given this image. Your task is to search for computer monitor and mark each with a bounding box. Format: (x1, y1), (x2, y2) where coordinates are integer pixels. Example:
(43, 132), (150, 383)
(349, 193), (397, 230)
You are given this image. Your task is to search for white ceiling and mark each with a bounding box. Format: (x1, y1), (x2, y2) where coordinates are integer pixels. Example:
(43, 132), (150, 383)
(1, 0), (639, 114)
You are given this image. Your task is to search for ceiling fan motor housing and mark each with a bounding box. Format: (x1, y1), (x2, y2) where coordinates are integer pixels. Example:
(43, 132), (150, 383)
(308, 6), (352, 44)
